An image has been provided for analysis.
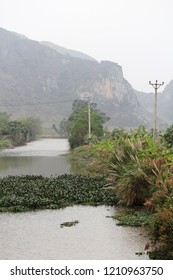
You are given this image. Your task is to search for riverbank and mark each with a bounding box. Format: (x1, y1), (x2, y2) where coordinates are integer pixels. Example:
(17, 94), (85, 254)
(69, 141), (114, 175)
(0, 138), (13, 149)
(69, 129), (173, 260)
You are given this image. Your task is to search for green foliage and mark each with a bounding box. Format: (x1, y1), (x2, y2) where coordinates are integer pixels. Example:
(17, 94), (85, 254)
(70, 125), (173, 259)
(0, 174), (117, 212)
(5, 121), (28, 146)
(150, 208), (173, 259)
(107, 127), (173, 206)
(57, 118), (68, 137)
(0, 139), (12, 149)
(0, 113), (42, 147)
(64, 100), (109, 149)
(107, 128), (173, 258)
(108, 140), (153, 206)
(0, 112), (10, 136)
(21, 117), (42, 141)
(112, 210), (153, 227)
(60, 220), (79, 228)
(164, 124), (173, 147)
(70, 139), (117, 175)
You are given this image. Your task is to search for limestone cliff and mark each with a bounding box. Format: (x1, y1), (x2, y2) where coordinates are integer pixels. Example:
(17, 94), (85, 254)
(0, 27), (152, 129)
(75, 61), (152, 128)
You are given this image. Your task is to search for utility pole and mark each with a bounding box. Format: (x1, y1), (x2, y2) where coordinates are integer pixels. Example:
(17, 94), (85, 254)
(88, 98), (91, 139)
(149, 80), (164, 143)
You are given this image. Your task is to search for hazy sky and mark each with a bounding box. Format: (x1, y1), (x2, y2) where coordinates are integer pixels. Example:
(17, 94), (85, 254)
(0, 0), (172, 92)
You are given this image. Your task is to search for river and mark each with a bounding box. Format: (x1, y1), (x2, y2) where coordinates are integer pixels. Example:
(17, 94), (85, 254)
(0, 138), (71, 177)
(0, 138), (149, 260)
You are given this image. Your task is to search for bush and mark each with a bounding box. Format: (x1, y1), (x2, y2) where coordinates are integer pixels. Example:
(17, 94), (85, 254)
(164, 124), (173, 147)
(151, 208), (173, 259)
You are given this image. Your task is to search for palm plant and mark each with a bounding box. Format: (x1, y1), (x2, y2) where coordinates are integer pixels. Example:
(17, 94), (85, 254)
(107, 139), (152, 206)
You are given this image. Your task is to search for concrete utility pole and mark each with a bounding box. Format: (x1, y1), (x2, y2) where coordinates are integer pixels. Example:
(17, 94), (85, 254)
(88, 99), (91, 139)
(149, 80), (164, 143)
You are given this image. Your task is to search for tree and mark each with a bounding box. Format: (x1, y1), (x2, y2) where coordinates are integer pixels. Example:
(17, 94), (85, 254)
(164, 124), (173, 147)
(5, 121), (28, 146)
(56, 118), (68, 137)
(0, 112), (10, 136)
(21, 117), (42, 141)
(66, 100), (109, 149)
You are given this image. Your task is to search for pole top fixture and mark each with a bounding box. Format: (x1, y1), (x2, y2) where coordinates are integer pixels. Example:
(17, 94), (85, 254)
(149, 80), (164, 89)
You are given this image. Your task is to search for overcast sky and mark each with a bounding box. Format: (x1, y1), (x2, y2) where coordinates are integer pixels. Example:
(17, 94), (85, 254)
(0, 0), (172, 92)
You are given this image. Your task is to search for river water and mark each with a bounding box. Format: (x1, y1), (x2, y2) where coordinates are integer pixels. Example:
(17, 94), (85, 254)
(0, 138), (149, 260)
(0, 138), (71, 177)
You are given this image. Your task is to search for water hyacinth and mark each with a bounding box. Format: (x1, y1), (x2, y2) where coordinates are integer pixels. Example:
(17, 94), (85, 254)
(0, 174), (117, 212)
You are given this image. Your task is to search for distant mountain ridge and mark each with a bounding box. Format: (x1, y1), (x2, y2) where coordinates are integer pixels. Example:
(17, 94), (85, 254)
(136, 80), (173, 127)
(41, 41), (96, 61)
(157, 80), (173, 124)
(0, 27), (155, 131)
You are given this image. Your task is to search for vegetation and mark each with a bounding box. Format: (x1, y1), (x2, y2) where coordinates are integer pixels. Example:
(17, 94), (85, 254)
(0, 112), (10, 135)
(110, 210), (153, 227)
(1, 104), (173, 259)
(164, 124), (173, 147)
(59, 100), (109, 149)
(0, 174), (117, 212)
(0, 113), (42, 147)
(70, 125), (173, 259)
(60, 220), (79, 228)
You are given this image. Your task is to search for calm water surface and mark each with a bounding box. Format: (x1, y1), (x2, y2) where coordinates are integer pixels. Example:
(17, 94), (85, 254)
(0, 138), (70, 177)
(0, 139), (149, 260)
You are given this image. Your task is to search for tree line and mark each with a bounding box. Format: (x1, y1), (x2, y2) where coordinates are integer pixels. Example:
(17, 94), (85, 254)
(0, 112), (42, 148)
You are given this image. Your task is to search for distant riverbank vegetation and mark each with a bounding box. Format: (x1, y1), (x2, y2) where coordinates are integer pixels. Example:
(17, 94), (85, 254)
(0, 112), (42, 148)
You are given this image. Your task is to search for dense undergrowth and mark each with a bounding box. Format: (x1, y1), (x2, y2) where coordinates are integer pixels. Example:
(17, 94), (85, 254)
(0, 174), (117, 212)
(70, 126), (173, 259)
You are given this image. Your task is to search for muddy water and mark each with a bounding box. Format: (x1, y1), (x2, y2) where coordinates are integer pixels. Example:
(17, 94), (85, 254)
(0, 139), (149, 259)
(0, 138), (70, 177)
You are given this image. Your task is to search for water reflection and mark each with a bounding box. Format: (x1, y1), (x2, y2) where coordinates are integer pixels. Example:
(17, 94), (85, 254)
(0, 155), (71, 177)
(0, 139), (71, 177)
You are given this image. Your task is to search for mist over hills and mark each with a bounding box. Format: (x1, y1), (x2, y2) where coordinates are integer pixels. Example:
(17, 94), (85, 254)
(41, 41), (96, 62)
(158, 80), (173, 123)
(0, 27), (168, 131)
(136, 81), (173, 127)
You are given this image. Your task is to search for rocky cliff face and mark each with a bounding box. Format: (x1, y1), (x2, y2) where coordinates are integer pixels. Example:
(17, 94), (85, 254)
(0, 27), (152, 130)
(74, 61), (152, 128)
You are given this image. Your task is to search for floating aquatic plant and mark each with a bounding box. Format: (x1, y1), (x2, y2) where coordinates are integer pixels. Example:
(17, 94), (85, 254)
(60, 220), (79, 228)
(0, 174), (117, 212)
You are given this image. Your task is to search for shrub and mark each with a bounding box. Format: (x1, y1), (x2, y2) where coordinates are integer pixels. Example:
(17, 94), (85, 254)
(151, 208), (173, 259)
